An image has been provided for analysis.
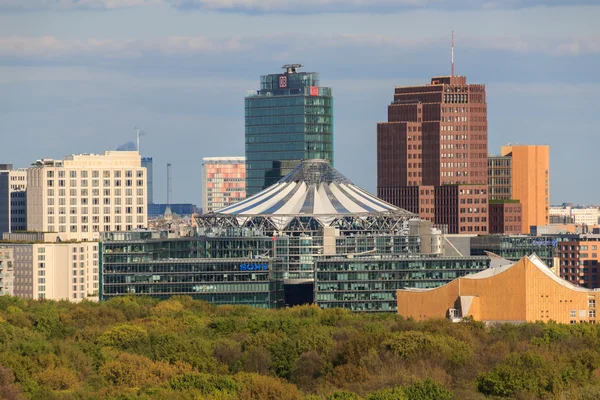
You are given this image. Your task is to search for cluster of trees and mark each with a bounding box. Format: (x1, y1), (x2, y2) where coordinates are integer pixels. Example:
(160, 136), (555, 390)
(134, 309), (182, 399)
(2, 296), (600, 399)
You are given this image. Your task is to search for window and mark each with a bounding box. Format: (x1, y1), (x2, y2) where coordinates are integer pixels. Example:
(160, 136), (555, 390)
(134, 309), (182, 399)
(570, 310), (577, 318)
(590, 310), (596, 318)
(590, 299), (596, 308)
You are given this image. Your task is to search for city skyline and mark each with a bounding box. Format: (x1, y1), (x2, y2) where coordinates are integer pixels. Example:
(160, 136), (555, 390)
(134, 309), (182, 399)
(1, 2), (598, 205)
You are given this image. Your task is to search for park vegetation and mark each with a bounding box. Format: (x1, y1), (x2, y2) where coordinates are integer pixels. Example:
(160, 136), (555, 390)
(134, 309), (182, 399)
(2, 296), (600, 399)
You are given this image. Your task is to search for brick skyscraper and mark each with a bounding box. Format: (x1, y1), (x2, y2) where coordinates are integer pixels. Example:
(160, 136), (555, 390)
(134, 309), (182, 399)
(377, 75), (489, 234)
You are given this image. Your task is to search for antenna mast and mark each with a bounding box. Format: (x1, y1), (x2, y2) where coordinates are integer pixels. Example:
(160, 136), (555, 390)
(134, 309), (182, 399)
(451, 31), (455, 77)
(135, 127), (146, 154)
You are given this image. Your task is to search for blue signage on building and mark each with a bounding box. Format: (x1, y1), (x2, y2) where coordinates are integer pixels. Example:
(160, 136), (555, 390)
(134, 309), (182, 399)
(240, 263), (269, 271)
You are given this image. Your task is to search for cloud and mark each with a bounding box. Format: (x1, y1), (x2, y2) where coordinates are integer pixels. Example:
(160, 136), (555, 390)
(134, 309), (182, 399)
(0, 0), (596, 12)
(0, 34), (597, 61)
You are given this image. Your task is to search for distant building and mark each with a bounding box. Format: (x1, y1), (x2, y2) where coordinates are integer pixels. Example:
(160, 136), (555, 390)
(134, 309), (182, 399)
(141, 157), (153, 205)
(26, 151), (147, 241)
(377, 75), (489, 234)
(501, 144), (550, 233)
(550, 205), (599, 226)
(468, 235), (556, 268)
(0, 247), (13, 296)
(148, 203), (196, 217)
(397, 254), (598, 324)
(0, 232), (99, 301)
(202, 157), (246, 214)
(0, 165), (27, 234)
(245, 64), (333, 196)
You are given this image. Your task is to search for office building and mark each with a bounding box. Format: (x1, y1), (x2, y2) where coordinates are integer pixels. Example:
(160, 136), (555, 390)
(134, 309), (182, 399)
(488, 155), (512, 200)
(0, 165), (27, 234)
(202, 157), (246, 214)
(0, 232), (99, 301)
(377, 75), (489, 234)
(26, 151), (147, 241)
(0, 247), (13, 296)
(556, 237), (600, 289)
(489, 201), (522, 234)
(550, 205), (599, 226)
(397, 254), (598, 324)
(103, 160), (492, 312)
(141, 157), (153, 205)
(501, 144), (550, 233)
(245, 64), (333, 196)
(468, 235), (556, 268)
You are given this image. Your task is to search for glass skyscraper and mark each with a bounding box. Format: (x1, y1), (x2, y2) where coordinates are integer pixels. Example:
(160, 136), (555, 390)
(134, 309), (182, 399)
(245, 64), (334, 196)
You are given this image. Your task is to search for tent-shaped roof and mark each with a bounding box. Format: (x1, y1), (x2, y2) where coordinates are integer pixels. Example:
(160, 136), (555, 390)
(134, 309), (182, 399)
(214, 159), (415, 223)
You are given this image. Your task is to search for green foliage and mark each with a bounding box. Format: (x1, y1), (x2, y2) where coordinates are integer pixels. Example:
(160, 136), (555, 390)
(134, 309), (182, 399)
(4, 295), (600, 399)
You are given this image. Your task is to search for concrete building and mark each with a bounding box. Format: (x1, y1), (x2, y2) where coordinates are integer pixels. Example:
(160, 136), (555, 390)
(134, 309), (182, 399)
(550, 205), (599, 226)
(397, 254), (598, 324)
(141, 157), (153, 205)
(0, 247), (13, 296)
(0, 165), (27, 234)
(26, 151), (147, 241)
(0, 232), (99, 301)
(202, 157), (246, 214)
(501, 144), (550, 233)
(377, 75), (489, 234)
(245, 64), (333, 196)
(488, 155), (512, 200)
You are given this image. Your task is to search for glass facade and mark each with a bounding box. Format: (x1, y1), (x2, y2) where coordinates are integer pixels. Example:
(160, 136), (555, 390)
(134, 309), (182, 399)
(101, 231), (284, 308)
(315, 256), (489, 312)
(245, 68), (334, 196)
(470, 235), (556, 267)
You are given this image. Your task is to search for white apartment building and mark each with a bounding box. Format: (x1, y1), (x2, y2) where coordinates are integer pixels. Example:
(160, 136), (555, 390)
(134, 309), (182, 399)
(0, 166), (27, 234)
(202, 157), (246, 214)
(0, 247), (13, 296)
(0, 232), (99, 301)
(27, 151), (147, 241)
(549, 205), (599, 226)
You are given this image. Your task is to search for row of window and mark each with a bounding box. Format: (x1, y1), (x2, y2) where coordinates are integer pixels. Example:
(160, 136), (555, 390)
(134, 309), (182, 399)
(47, 170), (143, 178)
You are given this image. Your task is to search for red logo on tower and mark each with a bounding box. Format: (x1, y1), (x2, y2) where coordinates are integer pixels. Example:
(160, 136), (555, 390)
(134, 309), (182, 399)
(310, 86), (319, 96)
(279, 76), (287, 88)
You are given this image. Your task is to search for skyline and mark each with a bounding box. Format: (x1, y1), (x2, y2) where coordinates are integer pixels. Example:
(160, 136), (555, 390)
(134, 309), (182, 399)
(1, 1), (598, 205)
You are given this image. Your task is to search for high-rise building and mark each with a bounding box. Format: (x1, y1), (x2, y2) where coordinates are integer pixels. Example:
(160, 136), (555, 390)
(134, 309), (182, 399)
(0, 232), (99, 301)
(202, 157), (246, 214)
(141, 157), (153, 205)
(377, 75), (489, 234)
(488, 155), (522, 234)
(488, 155), (512, 200)
(26, 151), (147, 241)
(0, 165), (27, 234)
(245, 64), (333, 196)
(501, 144), (550, 233)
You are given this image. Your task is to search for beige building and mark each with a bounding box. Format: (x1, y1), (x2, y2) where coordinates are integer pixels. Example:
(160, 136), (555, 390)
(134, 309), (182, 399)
(397, 254), (598, 324)
(27, 151), (147, 241)
(0, 247), (13, 296)
(550, 205), (599, 226)
(0, 232), (99, 301)
(202, 157), (246, 214)
(500, 144), (550, 233)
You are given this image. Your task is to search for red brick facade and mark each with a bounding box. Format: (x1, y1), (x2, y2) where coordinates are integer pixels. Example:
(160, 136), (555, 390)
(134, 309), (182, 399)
(377, 75), (489, 234)
(489, 202), (522, 234)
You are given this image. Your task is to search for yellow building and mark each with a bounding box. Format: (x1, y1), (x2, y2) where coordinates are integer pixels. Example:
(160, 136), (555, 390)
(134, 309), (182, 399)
(501, 144), (549, 233)
(397, 254), (597, 324)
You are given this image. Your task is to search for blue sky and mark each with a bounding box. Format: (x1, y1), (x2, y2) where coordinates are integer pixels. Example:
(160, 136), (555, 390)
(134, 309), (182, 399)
(0, 0), (598, 205)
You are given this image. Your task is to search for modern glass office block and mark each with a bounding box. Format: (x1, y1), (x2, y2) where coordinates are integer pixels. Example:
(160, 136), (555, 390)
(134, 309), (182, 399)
(245, 64), (334, 196)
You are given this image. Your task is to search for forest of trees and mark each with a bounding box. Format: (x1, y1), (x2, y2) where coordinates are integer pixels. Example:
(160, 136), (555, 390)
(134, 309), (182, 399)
(2, 296), (600, 399)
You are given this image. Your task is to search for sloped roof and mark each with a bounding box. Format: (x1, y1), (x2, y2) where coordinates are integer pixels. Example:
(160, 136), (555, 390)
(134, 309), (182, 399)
(214, 159), (414, 222)
(401, 254), (596, 293)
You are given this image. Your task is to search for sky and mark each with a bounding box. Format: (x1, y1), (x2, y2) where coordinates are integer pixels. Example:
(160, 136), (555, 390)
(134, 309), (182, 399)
(0, 0), (598, 206)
